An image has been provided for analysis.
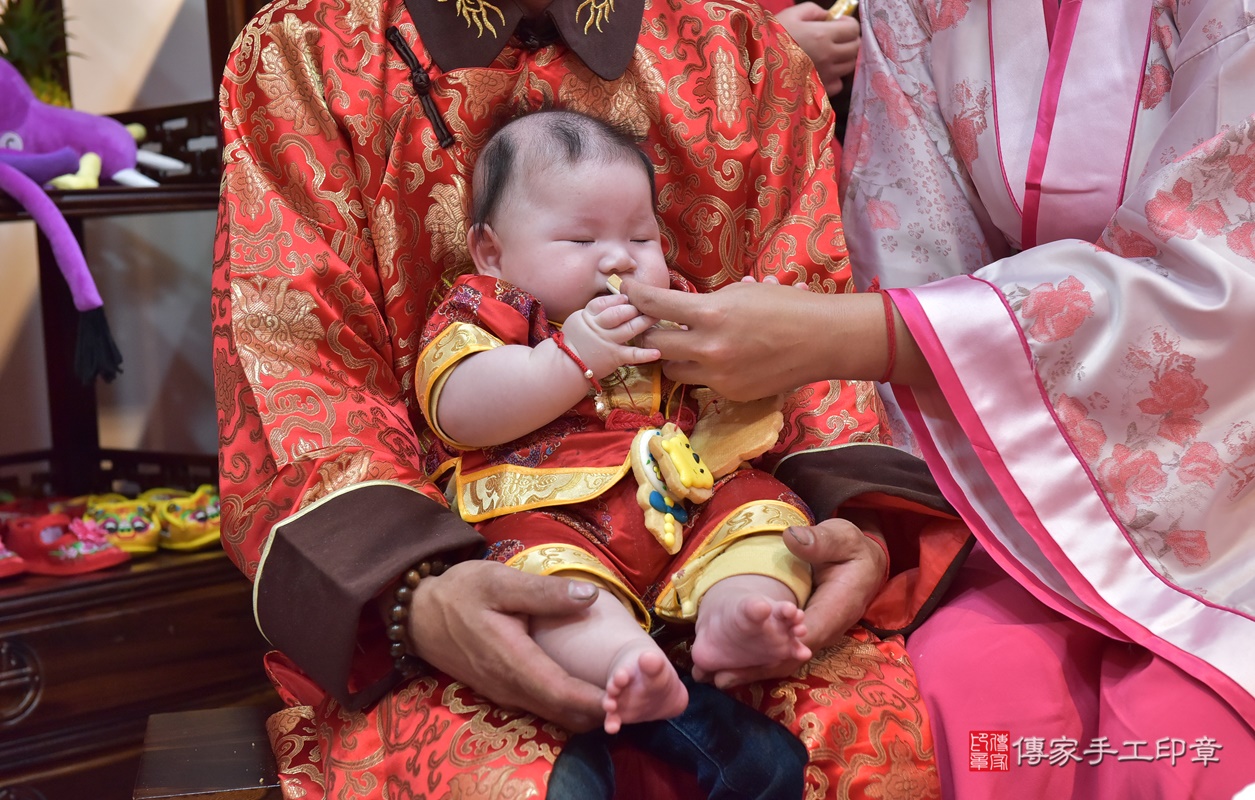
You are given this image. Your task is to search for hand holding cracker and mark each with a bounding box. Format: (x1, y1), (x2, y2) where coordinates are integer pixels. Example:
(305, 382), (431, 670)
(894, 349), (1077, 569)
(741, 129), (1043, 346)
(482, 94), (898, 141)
(560, 293), (660, 381)
(608, 275), (683, 331)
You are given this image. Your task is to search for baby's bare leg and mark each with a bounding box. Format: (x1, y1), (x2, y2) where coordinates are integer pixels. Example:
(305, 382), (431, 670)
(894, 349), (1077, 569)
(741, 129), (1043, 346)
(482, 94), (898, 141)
(531, 583), (688, 734)
(690, 574), (811, 679)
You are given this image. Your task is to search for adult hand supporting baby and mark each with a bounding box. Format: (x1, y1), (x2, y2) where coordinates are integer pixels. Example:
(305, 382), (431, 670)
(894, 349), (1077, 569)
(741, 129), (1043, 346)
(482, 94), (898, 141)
(406, 560), (607, 732)
(703, 514), (888, 689)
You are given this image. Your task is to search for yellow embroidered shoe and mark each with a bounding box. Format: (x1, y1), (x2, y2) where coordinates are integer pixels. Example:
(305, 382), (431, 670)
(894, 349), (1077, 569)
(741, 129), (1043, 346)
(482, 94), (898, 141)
(137, 487), (190, 504)
(50, 492), (127, 518)
(84, 498), (161, 555)
(156, 484), (221, 551)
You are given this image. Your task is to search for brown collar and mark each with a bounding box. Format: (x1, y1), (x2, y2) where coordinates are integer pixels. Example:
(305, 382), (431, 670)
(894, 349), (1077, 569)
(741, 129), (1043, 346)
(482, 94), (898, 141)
(403, 0), (644, 81)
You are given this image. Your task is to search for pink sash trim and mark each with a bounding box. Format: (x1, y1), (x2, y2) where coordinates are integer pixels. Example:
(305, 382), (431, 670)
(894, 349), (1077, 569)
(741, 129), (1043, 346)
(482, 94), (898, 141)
(897, 385), (1255, 726)
(893, 382), (1121, 641)
(987, 1), (1037, 221)
(991, 0), (1152, 246)
(1020, 0), (1081, 249)
(890, 278), (1255, 724)
(889, 286), (1122, 638)
(1040, 0), (1059, 47)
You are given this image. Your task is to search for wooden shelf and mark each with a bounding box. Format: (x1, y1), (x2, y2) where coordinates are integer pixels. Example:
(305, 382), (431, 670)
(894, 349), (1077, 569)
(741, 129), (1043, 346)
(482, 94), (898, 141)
(0, 184), (219, 222)
(0, 6), (279, 799)
(3, 173), (220, 495)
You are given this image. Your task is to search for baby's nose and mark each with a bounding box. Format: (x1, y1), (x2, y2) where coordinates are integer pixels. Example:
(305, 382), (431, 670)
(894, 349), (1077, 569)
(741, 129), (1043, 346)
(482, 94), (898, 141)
(601, 246), (636, 272)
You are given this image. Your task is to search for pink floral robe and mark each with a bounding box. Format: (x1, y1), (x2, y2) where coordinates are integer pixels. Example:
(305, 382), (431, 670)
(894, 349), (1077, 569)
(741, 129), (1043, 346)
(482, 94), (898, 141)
(842, 0), (1255, 796)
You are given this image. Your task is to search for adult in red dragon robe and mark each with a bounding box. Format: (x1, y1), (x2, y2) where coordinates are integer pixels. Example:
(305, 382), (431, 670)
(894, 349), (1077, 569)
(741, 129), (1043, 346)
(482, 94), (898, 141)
(213, 0), (967, 796)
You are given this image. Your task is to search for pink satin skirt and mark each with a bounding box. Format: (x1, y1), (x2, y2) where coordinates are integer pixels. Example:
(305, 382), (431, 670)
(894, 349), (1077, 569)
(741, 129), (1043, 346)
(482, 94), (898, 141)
(908, 544), (1255, 799)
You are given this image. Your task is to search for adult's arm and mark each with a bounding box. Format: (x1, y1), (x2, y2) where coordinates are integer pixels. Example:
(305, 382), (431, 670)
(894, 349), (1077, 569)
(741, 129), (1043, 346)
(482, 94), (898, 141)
(214, 5), (601, 723)
(628, 277), (932, 396)
(632, 3), (968, 658)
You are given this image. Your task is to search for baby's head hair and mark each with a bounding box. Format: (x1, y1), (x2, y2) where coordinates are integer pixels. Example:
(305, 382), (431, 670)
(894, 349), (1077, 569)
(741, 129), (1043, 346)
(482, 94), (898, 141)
(470, 109), (655, 238)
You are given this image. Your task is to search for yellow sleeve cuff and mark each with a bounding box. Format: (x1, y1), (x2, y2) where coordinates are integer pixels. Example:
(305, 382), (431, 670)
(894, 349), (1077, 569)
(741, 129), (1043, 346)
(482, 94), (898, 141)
(655, 533), (812, 622)
(506, 544), (651, 630)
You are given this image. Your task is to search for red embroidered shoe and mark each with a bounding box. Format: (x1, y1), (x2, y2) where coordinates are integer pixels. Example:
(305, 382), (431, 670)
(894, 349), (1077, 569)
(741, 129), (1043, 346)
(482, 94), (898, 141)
(0, 541), (26, 579)
(5, 513), (130, 576)
(0, 499), (46, 578)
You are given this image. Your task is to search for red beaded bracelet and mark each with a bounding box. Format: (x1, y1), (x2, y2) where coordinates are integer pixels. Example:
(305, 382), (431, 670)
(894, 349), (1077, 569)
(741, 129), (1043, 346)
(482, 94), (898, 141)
(551, 330), (603, 392)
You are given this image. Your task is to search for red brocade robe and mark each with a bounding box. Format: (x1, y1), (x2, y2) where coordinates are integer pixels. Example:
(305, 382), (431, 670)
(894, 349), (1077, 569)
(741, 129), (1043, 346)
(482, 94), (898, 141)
(213, 0), (966, 795)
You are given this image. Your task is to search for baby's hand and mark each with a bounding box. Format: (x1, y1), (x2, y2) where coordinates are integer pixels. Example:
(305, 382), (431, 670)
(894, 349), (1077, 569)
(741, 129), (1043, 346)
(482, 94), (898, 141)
(561, 294), (661, 380)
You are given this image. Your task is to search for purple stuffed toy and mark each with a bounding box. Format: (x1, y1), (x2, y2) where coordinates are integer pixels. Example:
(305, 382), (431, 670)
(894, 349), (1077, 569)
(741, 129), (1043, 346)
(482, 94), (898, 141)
(0, 53), (137, 384)
(0, 57), (182, 188)
(0, 58), (195, 382)
(0, 148), (122, 382)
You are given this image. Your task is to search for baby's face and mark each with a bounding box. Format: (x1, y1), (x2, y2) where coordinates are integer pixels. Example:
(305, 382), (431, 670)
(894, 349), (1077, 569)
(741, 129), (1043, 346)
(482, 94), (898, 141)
(481, 159), (670, 321)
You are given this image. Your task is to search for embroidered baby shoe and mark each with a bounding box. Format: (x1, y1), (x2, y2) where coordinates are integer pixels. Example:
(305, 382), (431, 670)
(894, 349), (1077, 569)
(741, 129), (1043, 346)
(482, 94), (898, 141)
(83, 498), (161, 555)
(5, 513), (130, 576)
(50, 493), (128, 518)
(0, 499), (35, 578)
(0, 541), (26, 579)
(156, 484), (221, 551)
(137, 487), (190, 504)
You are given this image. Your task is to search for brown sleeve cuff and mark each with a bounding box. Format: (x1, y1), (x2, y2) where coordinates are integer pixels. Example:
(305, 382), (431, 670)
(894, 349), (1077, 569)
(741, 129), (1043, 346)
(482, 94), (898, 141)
(773, 444), (974, 637)
(254, 482), (482, 710)
(774, 443), (956, 517)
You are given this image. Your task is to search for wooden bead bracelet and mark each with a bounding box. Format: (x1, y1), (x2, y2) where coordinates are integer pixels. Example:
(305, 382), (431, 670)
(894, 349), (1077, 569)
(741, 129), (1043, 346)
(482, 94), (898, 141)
(386, 559), (447, 677)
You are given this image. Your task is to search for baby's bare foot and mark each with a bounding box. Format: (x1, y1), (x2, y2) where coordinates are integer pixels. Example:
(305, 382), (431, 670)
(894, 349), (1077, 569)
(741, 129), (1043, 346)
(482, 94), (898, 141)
(602, 646), (688, 734)
(691, 586), (810, 678)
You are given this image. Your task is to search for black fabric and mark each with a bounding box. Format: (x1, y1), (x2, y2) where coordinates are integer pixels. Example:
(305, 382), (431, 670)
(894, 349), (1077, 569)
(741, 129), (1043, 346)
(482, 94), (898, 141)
(75, 305), (123, 384)
(403, 0), (645, 80)
(773, 443), (957, 520)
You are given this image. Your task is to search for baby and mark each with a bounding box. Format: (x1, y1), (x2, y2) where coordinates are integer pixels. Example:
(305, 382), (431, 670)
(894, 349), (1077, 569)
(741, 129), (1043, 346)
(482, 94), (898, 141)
(416, 109), (814, 734)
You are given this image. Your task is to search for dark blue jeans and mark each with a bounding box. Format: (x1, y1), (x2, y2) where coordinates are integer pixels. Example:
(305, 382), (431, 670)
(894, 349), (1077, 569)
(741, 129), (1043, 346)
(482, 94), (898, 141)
(548, 675), (806, 799)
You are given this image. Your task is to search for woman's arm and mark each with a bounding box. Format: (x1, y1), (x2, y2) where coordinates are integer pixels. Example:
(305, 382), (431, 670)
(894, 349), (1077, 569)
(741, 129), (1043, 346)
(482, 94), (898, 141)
(628, 278), (933, 397)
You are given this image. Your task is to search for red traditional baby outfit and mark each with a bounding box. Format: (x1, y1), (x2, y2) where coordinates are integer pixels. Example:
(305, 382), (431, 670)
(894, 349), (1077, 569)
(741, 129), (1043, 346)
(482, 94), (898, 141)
(419, 273), (814, 622)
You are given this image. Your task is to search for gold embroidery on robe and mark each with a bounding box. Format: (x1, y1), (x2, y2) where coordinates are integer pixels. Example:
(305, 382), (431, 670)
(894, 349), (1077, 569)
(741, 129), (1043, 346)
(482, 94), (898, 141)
(443, 0), (507, 38)
(576, 0), (615, 33)
(457, 460), (632, 522)
(508, 544), (650, 626)
(655, 500), (810, 619)
(231, 276), (326, 384)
